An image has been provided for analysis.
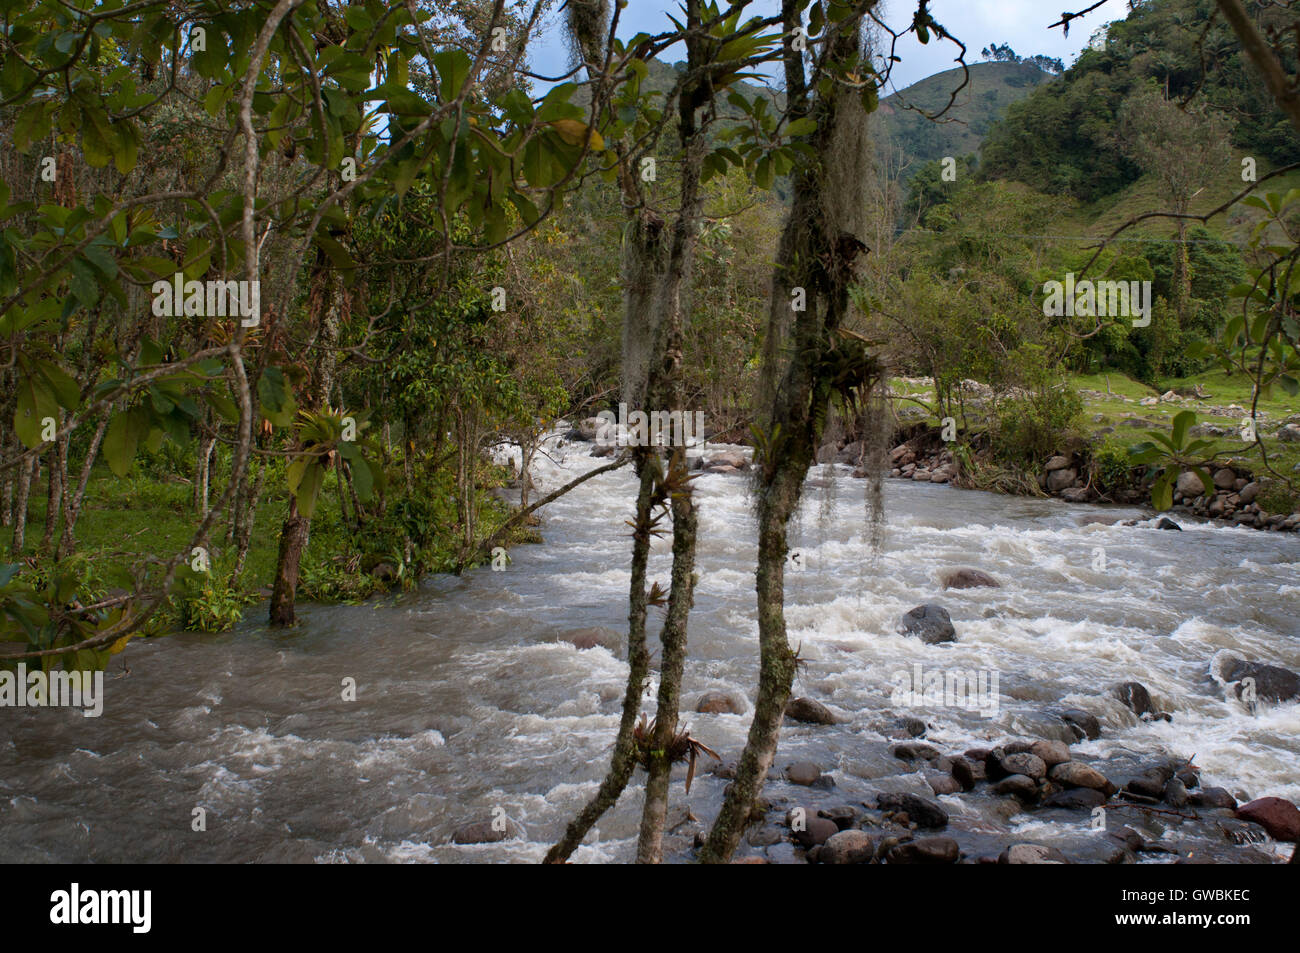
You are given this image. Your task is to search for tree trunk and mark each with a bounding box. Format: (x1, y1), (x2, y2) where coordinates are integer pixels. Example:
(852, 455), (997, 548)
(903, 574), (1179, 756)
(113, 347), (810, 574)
(41, 434), (65, 554)
(57, 410), (110, 559)
(543, 454), (656, 863)
(10, 455), (34, 557)
(268, 496), (309, 626)
(700, 0), (876, 863)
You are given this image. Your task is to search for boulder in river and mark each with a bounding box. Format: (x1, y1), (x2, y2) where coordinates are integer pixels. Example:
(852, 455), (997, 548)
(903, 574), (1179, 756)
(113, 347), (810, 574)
(789, 813), (839, 849)
(1043, 787), (1106, 810)
(1030, 740), (1072, 767)
(452, 817), (522, 844)
(887, 836), (960, 864)
(819, 829), (877, 864)
(941, 568), (1001, 589)
(1190, 787), (1237, 810)
(1235, 797), (1300, 842)
(1057, 708), (1102, 741)
(1215, 654), (1300, 704)
(1113, 680), (1160, 717)
(562, 627), (619, 651)
(1155, 517), (1182, 531)
(784, 696), (837, 725)
(876, 792), (948, 829)
(1048, 761), (1113, 793)
(899, 604), (957, 644)
(785, 762), (822, 786)
(999, 843), (1070, 864)
(696, 690), (746, 715)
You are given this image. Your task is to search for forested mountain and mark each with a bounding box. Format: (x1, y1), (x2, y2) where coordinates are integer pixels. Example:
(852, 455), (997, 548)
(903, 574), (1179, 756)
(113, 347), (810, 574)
(875, 60), (1054, 176)
(980, 0), (1300, 201)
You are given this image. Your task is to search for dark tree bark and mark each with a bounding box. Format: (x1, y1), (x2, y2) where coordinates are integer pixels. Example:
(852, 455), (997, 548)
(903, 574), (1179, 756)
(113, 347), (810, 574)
(268, 496), (309, 626)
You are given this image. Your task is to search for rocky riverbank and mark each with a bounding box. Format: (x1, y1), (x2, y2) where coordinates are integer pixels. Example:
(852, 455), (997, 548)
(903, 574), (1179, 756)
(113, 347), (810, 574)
(874, 425), (1300, 533)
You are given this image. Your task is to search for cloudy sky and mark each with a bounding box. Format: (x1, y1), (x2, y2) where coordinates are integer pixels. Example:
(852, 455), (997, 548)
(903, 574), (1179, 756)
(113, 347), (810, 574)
(525, 0), (1107, 94)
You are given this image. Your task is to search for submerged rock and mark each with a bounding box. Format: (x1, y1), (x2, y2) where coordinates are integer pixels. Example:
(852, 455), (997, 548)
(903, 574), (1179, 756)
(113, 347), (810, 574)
(452, 817), (522, 844)
(696, 690), (745, 715)
(941, 568), (1000, 590)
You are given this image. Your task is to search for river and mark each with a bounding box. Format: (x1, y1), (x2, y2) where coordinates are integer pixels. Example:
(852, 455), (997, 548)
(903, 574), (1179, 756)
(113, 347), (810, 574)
(2, 432), (1298, 862)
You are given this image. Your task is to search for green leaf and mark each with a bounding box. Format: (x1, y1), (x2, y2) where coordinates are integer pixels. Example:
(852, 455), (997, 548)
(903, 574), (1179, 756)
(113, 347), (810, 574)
(103, 407), (144, 477)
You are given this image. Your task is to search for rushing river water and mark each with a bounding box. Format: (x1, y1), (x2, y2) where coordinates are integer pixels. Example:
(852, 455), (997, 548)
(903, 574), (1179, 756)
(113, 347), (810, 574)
(3, 433), (1299, 863)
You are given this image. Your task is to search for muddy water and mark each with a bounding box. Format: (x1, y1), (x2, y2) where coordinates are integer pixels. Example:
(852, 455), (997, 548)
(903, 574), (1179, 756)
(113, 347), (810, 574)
(2, 434), (1298, 863)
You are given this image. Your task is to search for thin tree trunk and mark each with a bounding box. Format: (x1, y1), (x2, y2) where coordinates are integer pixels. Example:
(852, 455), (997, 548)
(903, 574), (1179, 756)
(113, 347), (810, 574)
(544, 454), (655, 863)
(231, 456), (267, 582)
(10, 456), (34, 557)
(56, 409), (110, 558)
(41, 435), (65, 553)
(268, 496), (309, 626)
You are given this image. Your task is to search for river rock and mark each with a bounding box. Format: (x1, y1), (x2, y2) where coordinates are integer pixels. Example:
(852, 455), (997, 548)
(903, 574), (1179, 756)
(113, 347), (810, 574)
(950, 756), (977, 791)
(1047, 468), (1078, 492)
(893, 742), (940, 762)
(1163, 777), (1189, 808)
(876, 792), (948, 829)
(695, 691), (745, 715)
(927, 773), (962, 796)
(704, 450), (748, 470)
(790, 814), (839, 848)
(785, 762), (822, 786)
(1213, 467), (1238, 490)
(1176, 470), (1207, 497)
(1155, 517), (1182, 530)
(899, 604), (956, 644)
(1030, 740), (1072, 767)
(819, 829), (877, 864)
(784, 696), (837, 725)
(1043, 787), (1106, 810)
(1218, 655), (1300, 703)
(1049, 761), (1112, 792)
(887, 836), (960, 864)
(1190, 787), (1237, 810)
(993, 774), (1040, 802)
(1058, 708), (1102, 741)
(1045, 455), (1072, 472)
(562, 627), (619, 650)
(1239, 481), (1260, 504)
(452, 817), (522, 844)
(999, 844), (1069, 864)
(1235, 797), (1300, 841)
(942, 568), (1000, 589)
(818, 806), (860, 830)
(1000, 752), (1048, 780)
(1113, 680), (1157, 717)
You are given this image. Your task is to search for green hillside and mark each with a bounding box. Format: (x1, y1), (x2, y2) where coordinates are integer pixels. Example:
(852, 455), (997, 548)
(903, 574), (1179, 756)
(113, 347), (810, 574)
(875, 61), (1053, 176)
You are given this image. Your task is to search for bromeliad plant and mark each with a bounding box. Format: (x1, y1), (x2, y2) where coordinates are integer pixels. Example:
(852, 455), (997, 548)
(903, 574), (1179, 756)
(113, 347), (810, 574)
(285, 406), (384, 520)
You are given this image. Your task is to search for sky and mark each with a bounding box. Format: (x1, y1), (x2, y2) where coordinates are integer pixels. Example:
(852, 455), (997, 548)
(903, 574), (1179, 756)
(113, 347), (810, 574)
(525, 0), (1109, 95)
